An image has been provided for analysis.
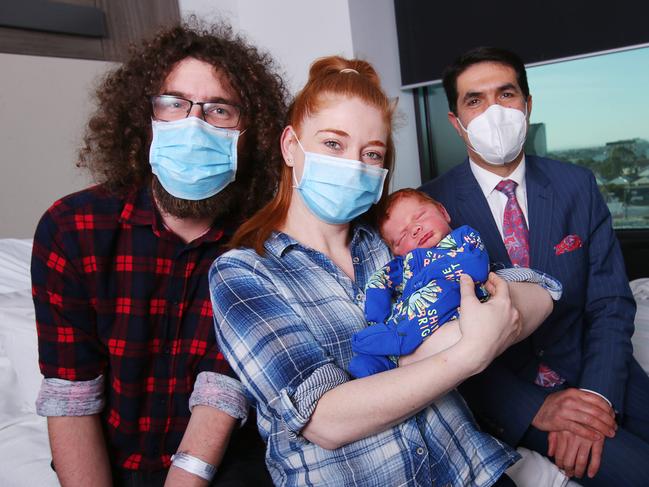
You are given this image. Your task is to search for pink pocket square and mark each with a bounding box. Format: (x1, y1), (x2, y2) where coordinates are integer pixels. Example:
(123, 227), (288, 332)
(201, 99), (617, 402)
(554, 234), (582, 255)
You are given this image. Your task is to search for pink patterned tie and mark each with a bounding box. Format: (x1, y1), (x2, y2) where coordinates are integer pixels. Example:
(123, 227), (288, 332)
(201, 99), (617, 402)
(495, 179), (529, 268)
(495, 181), (564, 387)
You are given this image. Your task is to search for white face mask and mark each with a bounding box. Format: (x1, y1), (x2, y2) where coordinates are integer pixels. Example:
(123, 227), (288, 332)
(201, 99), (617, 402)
(457, 104), (528, 166)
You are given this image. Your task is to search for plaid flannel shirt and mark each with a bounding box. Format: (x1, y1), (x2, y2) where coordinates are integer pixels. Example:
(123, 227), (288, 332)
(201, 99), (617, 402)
(210, 224), (518, 486)
(32, 185), (246, 471)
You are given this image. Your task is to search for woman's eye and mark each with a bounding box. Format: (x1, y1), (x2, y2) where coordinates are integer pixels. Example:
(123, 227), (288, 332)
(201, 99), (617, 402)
(363, 151), (384, 164)
(324, 140), (341, 151)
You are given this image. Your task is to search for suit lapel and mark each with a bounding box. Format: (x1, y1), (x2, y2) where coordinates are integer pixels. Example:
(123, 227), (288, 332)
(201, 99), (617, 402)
(453, 161), (511, 266)
(525, 156), (554, 270)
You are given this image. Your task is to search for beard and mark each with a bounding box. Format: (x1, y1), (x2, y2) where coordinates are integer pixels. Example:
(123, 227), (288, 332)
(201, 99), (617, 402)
(151, 176), (245, 221)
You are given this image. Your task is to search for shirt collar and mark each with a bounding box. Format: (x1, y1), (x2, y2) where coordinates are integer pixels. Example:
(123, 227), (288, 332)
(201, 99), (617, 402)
(469, 155), (527, 198)
(264, 222), (375, 258)
(119, 185), (231, 244)
(119, 185), (156, 226)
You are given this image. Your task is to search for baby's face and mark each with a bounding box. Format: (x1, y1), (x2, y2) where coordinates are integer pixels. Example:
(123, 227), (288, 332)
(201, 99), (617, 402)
(381, 195), (452, 256)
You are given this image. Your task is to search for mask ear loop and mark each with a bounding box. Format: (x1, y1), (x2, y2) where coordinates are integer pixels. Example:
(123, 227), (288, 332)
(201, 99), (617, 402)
(289, 128), (306, 188)
(455, 115), (485, 160)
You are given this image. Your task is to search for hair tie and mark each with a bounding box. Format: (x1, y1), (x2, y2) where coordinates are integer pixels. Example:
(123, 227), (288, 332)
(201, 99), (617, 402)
(340, 68), (359, 74)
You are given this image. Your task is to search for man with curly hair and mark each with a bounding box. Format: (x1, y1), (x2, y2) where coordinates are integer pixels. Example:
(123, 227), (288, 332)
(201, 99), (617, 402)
(31, 23), (287, 486)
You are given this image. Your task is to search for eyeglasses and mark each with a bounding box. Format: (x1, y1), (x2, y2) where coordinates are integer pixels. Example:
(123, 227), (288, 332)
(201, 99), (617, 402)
(150, 95), (242, 128)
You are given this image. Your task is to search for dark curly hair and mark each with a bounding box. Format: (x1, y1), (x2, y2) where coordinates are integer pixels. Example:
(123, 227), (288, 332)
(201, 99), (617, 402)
(79, 20), (288, 220)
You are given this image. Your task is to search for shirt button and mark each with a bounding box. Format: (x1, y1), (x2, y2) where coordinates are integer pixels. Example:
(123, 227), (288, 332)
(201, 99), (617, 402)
(356, 293), (364, 301)
(537, 349), (545, 357)
(416, 447), (425, 455)
(352, 257), (360, 264)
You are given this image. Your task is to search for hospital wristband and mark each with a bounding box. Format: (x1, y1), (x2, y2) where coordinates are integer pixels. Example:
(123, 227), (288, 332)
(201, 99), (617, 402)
(170, 451), (217, 481)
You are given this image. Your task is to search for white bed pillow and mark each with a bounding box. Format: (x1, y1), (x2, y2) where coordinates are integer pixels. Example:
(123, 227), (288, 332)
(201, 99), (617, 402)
(0, 238), (41, 412)
(0, 239), (32, 294)
(0, 290), (41, 413)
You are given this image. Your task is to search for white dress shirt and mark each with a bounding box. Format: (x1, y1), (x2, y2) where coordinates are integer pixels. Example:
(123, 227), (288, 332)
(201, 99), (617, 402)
(469, 156), (529, 238)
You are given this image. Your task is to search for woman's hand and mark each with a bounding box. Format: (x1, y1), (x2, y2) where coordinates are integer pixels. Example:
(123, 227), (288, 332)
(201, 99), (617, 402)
(456, 272), (521, 373)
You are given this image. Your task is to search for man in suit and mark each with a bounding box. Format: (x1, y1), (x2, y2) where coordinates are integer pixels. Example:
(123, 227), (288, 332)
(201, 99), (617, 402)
(421, 47), (649, 485)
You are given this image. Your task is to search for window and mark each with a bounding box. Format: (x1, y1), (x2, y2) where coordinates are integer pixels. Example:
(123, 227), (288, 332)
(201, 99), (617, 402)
(415, 45), (649, 229)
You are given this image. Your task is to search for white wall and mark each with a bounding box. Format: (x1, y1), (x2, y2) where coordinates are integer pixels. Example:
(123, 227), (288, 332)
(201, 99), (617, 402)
(0, 53), (115, 237)
(1, 1), (420, 237)
(181, 0), (355, 93)
(347, 0), (421, 190)
(180, 0), (421, 189)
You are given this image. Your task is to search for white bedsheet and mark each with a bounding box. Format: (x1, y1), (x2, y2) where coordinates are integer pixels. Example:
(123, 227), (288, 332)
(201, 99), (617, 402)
(0, 354), (59, 487)
(0, 239), (59, 486)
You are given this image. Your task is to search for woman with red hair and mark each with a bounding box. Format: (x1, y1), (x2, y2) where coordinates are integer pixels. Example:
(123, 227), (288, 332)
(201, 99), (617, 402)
(209, 56), (552, 486)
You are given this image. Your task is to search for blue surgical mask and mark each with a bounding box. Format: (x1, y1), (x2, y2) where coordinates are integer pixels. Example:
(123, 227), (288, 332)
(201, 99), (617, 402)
(149, 117), (240, 200)
(292, 132), (388, 224)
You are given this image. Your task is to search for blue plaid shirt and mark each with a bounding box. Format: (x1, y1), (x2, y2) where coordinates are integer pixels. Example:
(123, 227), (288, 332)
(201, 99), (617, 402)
(210, 224), (518, 486)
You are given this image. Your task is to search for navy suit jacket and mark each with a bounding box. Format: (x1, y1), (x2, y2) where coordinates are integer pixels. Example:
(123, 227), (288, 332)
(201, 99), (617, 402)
(420, 155), (636, 446)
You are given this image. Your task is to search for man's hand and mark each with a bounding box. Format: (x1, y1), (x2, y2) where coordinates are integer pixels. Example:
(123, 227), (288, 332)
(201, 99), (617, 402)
(532, 388), (616, 440)
(548, 430), (604, 479)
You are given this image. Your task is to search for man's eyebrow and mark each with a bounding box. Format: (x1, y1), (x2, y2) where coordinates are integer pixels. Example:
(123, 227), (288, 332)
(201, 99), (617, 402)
(497, 82), (519, 92)
(462, 90), (483, 102)
(161, 91), (236, 104)
(462, 82), (520, 103)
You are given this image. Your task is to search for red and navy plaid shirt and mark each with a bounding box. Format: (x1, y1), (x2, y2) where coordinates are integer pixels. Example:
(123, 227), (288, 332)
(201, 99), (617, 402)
(32, 184), (236, 471)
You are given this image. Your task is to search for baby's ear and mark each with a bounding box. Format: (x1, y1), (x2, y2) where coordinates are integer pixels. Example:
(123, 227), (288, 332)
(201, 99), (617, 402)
(437, 202), (451, 223)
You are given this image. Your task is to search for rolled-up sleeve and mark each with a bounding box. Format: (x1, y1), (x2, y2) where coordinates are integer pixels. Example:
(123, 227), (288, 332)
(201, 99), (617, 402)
(495, 267), (563, 301)
(279, 363), (347, 438)
(36, 375), (105, 416)
(189, 371), (249, 423)
(209, 252), (350, 440)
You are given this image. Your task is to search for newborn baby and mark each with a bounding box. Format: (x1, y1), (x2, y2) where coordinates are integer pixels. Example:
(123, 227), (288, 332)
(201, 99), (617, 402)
(349, 189), (489, 378)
